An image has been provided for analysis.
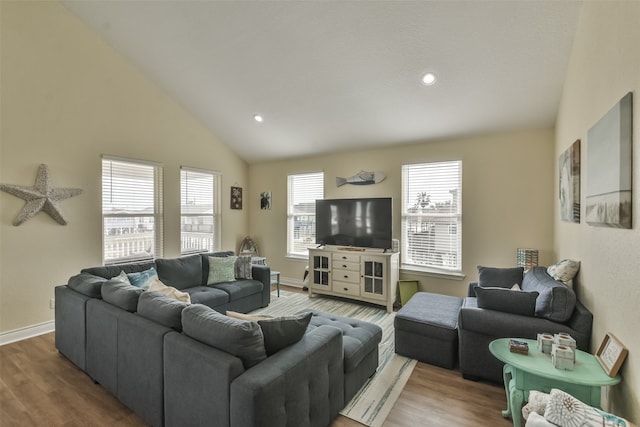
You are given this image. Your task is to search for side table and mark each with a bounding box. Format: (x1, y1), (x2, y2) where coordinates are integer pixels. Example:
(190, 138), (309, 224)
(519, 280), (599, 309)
(489, 338), (620, 427)
(270, 271), (280, 297)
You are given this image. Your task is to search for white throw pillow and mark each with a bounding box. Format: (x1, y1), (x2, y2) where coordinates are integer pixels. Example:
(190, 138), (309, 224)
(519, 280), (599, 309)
(149, 278), (191, 304)
(547, 259), (580, 288)
(522, 390), (550, 420)
(544, 389), (631, 427)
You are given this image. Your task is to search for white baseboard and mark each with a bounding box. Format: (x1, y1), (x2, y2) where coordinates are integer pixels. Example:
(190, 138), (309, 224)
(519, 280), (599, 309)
(0, 320), (55, 346)
(280, 276), (305, 288)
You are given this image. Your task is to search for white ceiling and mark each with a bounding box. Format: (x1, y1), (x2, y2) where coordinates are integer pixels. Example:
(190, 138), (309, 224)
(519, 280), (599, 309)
(61, 1), (583, 163)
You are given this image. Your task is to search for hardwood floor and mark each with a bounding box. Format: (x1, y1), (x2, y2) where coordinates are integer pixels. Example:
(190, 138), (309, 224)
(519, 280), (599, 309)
(0, 286), (513, 426)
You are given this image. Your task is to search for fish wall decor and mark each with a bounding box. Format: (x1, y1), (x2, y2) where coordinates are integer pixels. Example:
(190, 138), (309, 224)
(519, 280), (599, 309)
(336, 170), (385, 187)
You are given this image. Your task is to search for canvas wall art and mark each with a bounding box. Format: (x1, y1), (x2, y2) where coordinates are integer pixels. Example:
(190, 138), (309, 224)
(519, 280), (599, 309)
(260, 192), (272, 210)
(586, 92), (633, 229)
(559, 139), (581, 223)
(230, 186), (243, 210)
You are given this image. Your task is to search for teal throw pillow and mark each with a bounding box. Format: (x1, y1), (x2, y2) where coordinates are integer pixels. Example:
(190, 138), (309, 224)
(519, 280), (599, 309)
(127, 267), (158, 289)
(207, 256), (237, 284)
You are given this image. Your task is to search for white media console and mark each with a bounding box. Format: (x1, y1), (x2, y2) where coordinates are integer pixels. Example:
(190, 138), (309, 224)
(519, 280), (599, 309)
(308, 246), (399, 313)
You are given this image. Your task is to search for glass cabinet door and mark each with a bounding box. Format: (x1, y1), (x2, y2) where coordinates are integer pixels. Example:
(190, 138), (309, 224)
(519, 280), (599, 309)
(312, 254), (331, 287)
(362, 258), (385, 299)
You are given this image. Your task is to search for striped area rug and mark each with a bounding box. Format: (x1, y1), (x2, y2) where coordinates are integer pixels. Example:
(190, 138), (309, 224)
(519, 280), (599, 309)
(253, 290), (417, 427)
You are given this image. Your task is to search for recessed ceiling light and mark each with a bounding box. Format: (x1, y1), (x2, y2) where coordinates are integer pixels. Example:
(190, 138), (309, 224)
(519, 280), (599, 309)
(253, 114), (264, 123)
(421, 72), (437, 86)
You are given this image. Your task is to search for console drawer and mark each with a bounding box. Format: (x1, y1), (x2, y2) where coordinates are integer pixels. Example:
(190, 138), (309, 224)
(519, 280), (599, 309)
(333, 261), (360, 272)
(333, 281), (360, 297)
(332, 252), (361, 264)
(332, 270), (360, 284)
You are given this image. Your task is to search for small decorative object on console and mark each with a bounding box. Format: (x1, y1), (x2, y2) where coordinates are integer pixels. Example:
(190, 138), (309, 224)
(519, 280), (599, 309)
(509, 339), (529, 355)
(555, 333), (576, 361)
(537, 333), (554, 354)
(551, 344), (575, 370)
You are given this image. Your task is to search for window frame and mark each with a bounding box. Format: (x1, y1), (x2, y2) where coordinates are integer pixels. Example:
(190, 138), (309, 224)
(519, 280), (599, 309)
(180, 166), (221, 255)
(401, 160), (462, 274)
(101, 155), (164, 265)
(287, 171), (324, 258)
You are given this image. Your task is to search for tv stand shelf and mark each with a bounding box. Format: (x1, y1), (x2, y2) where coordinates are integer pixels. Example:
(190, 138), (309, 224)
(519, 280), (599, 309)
(308, 247), (399, 313)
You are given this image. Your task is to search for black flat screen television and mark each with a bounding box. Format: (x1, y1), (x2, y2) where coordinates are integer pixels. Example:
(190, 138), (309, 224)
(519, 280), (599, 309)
(315, 197), (392, 249)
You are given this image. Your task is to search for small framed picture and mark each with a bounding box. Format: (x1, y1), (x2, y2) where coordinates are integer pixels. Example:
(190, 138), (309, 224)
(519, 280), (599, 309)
(595, 332), (628, 377)
(231, 186), (243, 210)
(260, 192), (272, 210)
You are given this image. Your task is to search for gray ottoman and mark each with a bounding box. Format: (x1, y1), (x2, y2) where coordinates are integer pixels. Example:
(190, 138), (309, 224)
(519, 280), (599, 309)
(301, 309), (382, 404)
(394, 292), (463, 369)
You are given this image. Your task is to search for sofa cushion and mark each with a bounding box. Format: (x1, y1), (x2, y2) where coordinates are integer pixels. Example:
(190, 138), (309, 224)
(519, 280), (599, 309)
(137, 290), (189, 331)
(478, 266), (524, 288)
(182, 304), (267, 369)
(200, 251), (235, 284)
(81, 261), (155, 280)
(101, 276), (144, 312)
(258, 312), (313, 356)
(213, 279), (262, 301)
(207, 256), (237, 284)
(474, 286), (539, 317)
(155, 254), (202, 290)
(522, 267), (576, 323)
(127, 267), (158, 289)
(68, 272), (106, 298)
(186, 286), (229, 307)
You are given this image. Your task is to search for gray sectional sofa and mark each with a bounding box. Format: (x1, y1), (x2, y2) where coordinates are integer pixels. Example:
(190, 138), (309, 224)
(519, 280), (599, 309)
(394, 266), (593, 385)
(55, 252), (382, 427)
(458, 266), (593, 383)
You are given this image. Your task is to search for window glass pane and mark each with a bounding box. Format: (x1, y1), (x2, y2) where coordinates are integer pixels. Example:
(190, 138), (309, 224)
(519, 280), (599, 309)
(287, 172), (324, 256)
(180, 168), (219, 254)
(102, 157), (163, 265)
(402, 161), (462, 271)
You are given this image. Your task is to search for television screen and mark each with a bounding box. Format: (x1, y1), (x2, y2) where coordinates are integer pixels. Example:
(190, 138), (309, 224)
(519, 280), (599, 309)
(315, 197), (392, 249)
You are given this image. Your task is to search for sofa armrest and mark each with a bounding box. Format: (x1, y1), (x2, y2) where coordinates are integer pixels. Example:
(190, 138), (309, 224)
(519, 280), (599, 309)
(230, 325), (344, 427)
(251, 264), (271, 307)
(467, 282), (479, 297)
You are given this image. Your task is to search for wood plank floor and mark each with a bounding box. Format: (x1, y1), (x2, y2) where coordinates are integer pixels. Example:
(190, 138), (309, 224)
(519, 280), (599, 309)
(0, 286), (513, 427)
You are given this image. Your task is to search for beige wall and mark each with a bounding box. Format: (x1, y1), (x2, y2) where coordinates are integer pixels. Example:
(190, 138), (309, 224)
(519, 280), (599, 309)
(0, 1), (250, 333)
(249, 129), (555, 297)
(554, 1), (640, 421)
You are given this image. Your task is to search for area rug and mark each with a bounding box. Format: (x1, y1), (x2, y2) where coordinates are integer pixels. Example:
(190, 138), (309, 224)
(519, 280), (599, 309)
(253, 290), (417, 427)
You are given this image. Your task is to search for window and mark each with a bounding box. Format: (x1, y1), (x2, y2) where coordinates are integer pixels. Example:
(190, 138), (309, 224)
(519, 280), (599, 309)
(287, 171), (324, 257)
(180, 167), (220, 255)
(102, 156), (163, 265)
(401, 161), (462, 272)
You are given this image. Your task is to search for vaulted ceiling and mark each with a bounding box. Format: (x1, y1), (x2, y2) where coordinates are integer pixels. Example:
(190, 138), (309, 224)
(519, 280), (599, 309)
(61, 1), (582, 163)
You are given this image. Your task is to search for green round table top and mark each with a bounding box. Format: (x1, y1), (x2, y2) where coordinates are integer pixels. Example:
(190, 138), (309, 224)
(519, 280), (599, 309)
(489, 338), (620, 387)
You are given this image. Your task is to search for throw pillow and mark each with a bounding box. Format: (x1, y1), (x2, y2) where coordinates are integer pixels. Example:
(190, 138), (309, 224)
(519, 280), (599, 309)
(127, 267), (158, 289)
(235, 255), (253, 279)
(149, 278), (191, 304)
(474, 286), (539, 316)
(258, 312), (313, 356)
(114, 270), (132, 284)
(547, 259), (580, 288)
(182, 304), (267, 369)
(522, 390), (550, 421)
(207, 256), (237, 285)
(477, 266), (524, 289)
(226, 311), (272, 321)
(544, 389), (631, 427)
(511, 284), (522, 291)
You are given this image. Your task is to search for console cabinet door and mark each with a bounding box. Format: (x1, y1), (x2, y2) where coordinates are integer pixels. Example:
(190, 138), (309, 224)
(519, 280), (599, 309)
(361, 256), (386, 301)
(310, 251), (331, 290)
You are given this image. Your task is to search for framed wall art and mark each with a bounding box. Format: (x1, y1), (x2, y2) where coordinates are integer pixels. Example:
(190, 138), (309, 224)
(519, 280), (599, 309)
(260, 191), (272, 210)
(230, 186), (243, 210)
(586, 92), (633, 228)
(559, 139), (581, 223)
(595, 332), (628, 377)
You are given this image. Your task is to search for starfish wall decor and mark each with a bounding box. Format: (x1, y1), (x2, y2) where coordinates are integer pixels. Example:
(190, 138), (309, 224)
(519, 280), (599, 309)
(0, 164), (83, 226)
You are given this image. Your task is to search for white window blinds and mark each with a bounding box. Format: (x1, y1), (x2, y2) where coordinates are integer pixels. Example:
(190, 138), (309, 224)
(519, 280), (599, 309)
(102, 156), (163, 265)
(180, 167), (220, 255)
(401, 161), (462, 272)
(287, 171), (324, 257)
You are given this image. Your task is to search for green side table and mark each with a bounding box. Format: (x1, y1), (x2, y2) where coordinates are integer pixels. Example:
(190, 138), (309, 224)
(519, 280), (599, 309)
(489, 338), (620, 427)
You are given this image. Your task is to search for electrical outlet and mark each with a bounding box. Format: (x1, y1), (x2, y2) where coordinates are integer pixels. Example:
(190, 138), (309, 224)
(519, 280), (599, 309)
(50, 298), (55, 309)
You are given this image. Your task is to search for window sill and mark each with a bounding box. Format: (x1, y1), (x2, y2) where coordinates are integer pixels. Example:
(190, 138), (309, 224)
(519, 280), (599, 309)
(400, 265), (466, 281)
(286, 255), (308, 262)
